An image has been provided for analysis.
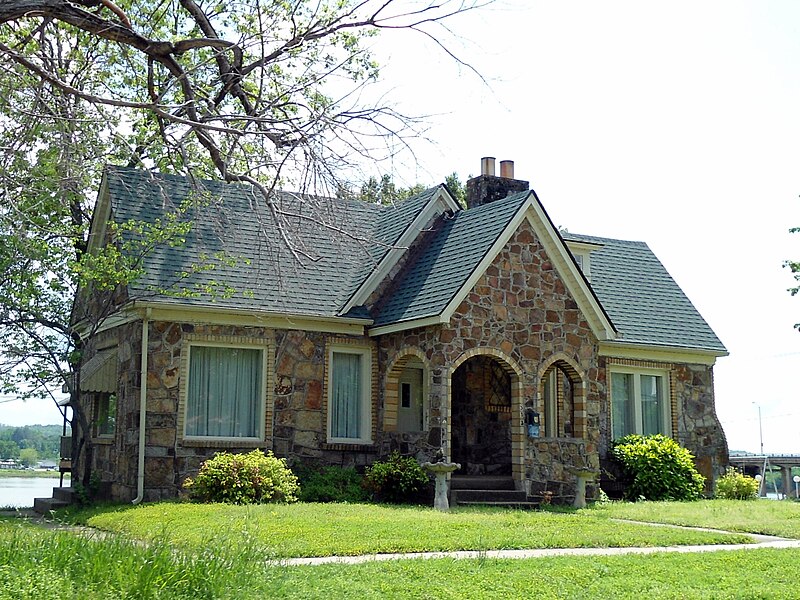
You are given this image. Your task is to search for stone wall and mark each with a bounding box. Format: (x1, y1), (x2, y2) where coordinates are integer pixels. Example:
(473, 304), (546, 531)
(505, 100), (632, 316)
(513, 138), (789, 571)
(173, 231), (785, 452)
(674, 363), (729, 494)
(598, 356), (728, 496)
(377, 219), (603, 489)
(91, 320), (387, 501)
(526, 438), (597, 503)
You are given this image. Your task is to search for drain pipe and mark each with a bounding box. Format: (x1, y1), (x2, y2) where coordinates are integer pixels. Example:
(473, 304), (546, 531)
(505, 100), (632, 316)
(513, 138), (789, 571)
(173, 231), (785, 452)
(132, 308), (150, 504)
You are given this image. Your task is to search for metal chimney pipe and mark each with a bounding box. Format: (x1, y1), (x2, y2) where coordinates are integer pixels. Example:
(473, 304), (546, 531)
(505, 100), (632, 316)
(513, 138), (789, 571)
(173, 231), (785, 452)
(500, 160), (514, 179)
(480, 157), (496, 176)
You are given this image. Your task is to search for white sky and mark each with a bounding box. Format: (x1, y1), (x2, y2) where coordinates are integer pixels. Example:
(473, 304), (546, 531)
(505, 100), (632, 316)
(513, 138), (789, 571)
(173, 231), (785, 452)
(2, 0), (798, 455)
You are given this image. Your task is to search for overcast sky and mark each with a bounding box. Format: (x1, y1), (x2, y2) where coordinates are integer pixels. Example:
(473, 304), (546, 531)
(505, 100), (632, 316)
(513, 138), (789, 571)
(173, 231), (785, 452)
(367, 0), (800, 454)
(2, 1), (798, 455)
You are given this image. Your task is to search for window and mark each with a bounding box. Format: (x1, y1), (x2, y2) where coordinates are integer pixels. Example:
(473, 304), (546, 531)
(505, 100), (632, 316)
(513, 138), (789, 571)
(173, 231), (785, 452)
(94, 393), (116, 437)
(611, 369), (670, 439)
(185, 345), (265, 439)
(327, 346), (372, 444)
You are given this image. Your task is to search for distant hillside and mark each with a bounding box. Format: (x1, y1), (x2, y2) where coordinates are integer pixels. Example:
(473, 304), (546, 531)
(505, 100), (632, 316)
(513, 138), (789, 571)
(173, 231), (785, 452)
(0, 424), (71, 461)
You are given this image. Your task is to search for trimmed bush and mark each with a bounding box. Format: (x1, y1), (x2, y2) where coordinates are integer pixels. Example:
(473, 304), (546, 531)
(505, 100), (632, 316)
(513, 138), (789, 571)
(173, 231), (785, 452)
(294, 464), (369, 503)
(364, 452), (430, 504)
(183, 449), (299, 504)
(715, 467), (759, 500)
(611, 434), (705, 501)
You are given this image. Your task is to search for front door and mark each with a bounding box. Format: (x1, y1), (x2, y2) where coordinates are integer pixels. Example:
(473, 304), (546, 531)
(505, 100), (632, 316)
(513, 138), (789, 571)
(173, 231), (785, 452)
(397, 366), (424, 433)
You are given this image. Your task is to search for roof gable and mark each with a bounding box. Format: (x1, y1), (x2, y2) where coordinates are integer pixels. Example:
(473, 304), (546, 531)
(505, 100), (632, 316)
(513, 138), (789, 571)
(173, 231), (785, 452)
(369, 192), (617, 341)
(98, 167), (444, 320)
(563, 233), (727, 354)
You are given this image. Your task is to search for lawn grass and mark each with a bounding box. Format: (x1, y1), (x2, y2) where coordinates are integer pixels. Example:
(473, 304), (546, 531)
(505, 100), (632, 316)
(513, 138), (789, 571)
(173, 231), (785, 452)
(0, 469), (68, 479)
(591, 498), (800, 539)
(1, 518), (798, 599)
(63, 501), (750, 558)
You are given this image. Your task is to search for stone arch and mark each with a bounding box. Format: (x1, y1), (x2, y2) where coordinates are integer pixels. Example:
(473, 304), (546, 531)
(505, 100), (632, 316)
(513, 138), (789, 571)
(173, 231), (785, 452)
(536, 353), (587, 439)
(384, 347), (433, 433)
(447, 347), (525, 485)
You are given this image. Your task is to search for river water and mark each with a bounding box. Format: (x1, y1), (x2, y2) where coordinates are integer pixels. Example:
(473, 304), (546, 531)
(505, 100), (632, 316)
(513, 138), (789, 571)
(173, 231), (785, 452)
(0, 476), (63, 508)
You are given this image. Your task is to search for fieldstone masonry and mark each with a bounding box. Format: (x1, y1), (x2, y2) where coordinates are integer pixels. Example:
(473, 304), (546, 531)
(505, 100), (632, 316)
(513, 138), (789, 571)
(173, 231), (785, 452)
(84, 217), (727, 503)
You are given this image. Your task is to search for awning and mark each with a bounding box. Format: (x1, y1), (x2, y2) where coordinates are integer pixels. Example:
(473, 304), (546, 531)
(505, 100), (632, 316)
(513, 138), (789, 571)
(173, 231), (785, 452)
(80, 349), (118, 393)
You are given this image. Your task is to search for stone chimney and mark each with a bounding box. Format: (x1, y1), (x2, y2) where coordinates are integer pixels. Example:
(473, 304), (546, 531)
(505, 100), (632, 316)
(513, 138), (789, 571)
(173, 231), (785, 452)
(466, 157), (530, 209)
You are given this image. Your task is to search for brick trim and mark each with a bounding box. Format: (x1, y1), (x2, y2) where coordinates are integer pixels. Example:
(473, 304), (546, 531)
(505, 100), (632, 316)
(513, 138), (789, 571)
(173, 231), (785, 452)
(177, 332), (275, 448)
(323, 337), (378, 445)
(384, 347), (432, 433)
(605, 357), (676, 441)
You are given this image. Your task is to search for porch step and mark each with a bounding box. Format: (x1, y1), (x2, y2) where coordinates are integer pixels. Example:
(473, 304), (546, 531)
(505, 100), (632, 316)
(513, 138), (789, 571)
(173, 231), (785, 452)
(450, 476), (537, 509)
(33, 487), (75, 515)
(452, 489), (528, 503)
(450, 475), (515, 491)
(457, 500), (540, 510)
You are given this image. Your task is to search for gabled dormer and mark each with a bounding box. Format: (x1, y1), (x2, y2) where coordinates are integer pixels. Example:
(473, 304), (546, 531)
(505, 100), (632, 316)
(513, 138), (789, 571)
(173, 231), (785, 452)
(563, 237), (604, 282)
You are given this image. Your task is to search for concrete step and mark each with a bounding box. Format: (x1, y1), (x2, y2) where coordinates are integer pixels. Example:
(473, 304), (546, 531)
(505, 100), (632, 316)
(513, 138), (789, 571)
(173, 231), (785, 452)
(452, 489), (529, 503)
(456, 500), (540, 510)
(33, 497), (70, 514)
(450, 475), (515, 491)
(53, 487), (76, 503)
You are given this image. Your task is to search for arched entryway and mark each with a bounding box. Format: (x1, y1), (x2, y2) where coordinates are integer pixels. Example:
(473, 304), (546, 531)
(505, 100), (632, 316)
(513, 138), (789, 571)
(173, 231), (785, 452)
(449, 350), (523, 479)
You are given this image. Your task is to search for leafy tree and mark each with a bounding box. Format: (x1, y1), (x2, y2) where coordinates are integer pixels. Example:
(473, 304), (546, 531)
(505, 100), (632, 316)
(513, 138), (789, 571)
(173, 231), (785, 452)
(0, 1), (488, 487)
(18, 447), (39, 468)
(0, 440), (20, 460)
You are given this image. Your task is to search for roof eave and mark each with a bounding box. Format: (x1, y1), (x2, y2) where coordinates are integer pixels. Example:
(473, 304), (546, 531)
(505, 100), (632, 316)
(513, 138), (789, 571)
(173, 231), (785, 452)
(599, 339), (728, 366)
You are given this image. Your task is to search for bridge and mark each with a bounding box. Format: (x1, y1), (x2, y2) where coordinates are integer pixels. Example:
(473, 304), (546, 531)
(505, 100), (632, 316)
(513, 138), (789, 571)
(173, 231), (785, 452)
(728, 454), (800, 498)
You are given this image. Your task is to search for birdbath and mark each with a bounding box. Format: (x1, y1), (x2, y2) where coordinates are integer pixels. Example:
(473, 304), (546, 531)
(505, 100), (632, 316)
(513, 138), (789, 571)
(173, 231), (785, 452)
(422, 461), (461, 511)
(567, 467), (597, 509)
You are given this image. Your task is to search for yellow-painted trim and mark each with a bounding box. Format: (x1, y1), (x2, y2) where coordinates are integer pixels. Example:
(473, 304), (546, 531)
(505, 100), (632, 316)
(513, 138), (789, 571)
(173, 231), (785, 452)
(599, 341), (725, 366)
(368, 315), (445, 337)
(132, 301), (369, 335)
(178, 332), (275, 446)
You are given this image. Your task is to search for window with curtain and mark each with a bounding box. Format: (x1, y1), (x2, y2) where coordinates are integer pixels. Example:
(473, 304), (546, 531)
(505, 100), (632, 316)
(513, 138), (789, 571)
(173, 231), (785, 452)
(611, 370), (668, 439)
(186, 345), (263, 438)
(328, 348), (371, 443)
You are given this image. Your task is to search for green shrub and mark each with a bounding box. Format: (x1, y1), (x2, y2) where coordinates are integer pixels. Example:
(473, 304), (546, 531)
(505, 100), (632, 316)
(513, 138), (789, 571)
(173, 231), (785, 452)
(294, 464), (369, 503)
(715, 467), (759, 500)
(611, 434), (705, 501)
(364, 452), (430, 504)
(183, 450), (299, 504)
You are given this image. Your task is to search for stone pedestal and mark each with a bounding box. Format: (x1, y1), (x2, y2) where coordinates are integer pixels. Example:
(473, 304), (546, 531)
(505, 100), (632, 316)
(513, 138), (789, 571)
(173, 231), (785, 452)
(567, 467), (596, 509)
(422, 461), (461, 511)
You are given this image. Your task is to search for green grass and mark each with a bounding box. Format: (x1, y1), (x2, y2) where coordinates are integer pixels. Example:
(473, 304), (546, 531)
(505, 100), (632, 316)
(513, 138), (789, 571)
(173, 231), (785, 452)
(0, 518), (798, 599)
(592, 498), (800, 539)
(0, 469), (68, 479)
(63, 501), (750, 558)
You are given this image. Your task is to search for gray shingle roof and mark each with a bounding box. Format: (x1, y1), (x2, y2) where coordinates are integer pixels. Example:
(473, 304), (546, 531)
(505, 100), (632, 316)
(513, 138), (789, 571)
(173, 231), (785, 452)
(372, 191), (530, 326)
(104, 167), (434, 318)
(563, 232), (727, 353)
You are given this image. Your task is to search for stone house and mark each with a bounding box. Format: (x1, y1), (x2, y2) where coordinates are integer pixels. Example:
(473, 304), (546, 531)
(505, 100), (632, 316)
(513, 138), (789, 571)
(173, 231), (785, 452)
(73, 159), (728, 503)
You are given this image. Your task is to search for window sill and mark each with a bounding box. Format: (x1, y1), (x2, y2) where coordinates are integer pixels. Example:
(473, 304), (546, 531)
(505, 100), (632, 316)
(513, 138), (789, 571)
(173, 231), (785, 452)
(322, 442), (377, 452)
(91, 437), (115, 445)
(180, 438), (266, 449)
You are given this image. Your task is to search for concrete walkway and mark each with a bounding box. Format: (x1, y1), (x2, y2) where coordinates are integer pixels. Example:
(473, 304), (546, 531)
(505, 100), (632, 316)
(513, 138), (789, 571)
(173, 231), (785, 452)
(5, 509), (800, 566)
(280, 538), (800, 566)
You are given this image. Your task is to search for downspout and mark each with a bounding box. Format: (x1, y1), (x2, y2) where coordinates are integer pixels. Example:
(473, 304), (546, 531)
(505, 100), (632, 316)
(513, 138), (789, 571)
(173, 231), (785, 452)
(132, 308), (150, 504)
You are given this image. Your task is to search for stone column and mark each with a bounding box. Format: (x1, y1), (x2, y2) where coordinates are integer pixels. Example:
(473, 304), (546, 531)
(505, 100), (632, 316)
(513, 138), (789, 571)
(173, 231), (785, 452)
(780, 465), (793, 500)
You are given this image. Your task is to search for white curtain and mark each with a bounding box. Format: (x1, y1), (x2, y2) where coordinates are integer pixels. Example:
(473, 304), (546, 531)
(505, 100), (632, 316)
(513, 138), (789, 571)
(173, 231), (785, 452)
(331, 352), (362, 439)
(640, 375), (663, 436)
(187, 346), (261, 437)
(611, 373), (633, 439)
